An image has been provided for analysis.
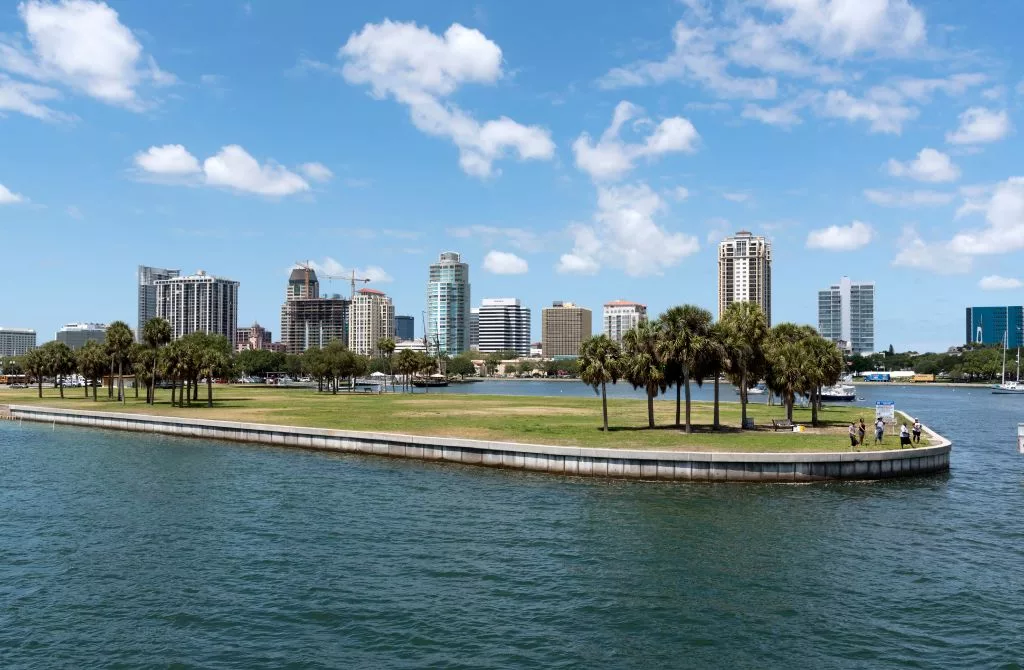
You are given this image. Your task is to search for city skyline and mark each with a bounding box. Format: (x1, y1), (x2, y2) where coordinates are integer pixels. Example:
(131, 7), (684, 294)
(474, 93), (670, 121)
(3, 2), (1024, 353)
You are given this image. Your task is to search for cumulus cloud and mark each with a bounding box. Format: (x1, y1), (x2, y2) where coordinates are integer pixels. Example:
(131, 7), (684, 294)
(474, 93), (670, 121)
(945, 107), (1011, 145)
(301, 258), (394, 284)
(948, 177), (1024, 255)
(572, 101), (699, 181)
(299, 162), (333, 183)
(892, 227), (972, 275)
(0, 183), (25, 204)
(864, 188), (955, 208)
(0, 0), (174, 113)
(819, 89), (918, 134)
(135, 143), (313, 196)
(557, 183), (699, 276)
(886, 148), (960, 183)
(670, 186), (691, 201)
(806, 220), (874, 251)
(979, 275), (1023, 291)
(338, 20), (554, 178)
(483, 250), (528, 275)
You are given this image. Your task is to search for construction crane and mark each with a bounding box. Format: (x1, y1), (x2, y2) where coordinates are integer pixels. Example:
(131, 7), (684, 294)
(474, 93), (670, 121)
(294, 261), (370, 299)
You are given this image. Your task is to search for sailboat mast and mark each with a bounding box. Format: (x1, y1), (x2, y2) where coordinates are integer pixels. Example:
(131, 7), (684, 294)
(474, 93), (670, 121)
(1002, 329), (1007, 384)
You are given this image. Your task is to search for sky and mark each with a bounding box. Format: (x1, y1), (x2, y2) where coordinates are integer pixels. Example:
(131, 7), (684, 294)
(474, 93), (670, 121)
(1, 0), (1023, 353)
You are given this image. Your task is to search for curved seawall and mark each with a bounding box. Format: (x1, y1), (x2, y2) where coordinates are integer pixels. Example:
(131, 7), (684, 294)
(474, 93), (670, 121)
(6, 405), (951, 482)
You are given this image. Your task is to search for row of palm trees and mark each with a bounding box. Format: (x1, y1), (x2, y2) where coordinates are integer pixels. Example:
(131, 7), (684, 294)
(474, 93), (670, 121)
(578, 302), (844, 432)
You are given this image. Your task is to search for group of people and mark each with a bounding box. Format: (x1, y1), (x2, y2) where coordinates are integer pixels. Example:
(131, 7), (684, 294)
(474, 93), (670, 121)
(848, 417), (922, 449)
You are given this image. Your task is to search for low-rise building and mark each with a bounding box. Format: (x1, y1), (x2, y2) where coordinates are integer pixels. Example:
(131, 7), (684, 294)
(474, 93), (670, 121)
(56, 322), (107, 350)
(235, 322), (272, 352)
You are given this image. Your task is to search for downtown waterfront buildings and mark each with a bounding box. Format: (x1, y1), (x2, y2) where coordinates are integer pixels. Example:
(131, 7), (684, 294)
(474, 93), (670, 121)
(0, 327), (36, 358)
(966, 306), (1024, 348)
(137, 265), (180, 337)
(477, 298), (531, 356)
(718, 231), (772, 326)
(349, 288), (395, 357)
(603, 301), (647, 343)
(155, 270), (239, 341)
(280, 267), (350, 354)
(426, 252), (471, 356)
(56, 323), (107, 350)
(818, 277), (875, 355)
(542, 301), (592, 358)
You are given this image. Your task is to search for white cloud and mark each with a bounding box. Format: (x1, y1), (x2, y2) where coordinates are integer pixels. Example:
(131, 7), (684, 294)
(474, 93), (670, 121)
(134, 144), (201, 175)
(135, 143), (313, 197)
(892, 227), (972, 274)
(722, 191), (750, 203)
(742, 101), (802, 127)
(979, 275), (1023, 291)
(299, 162), (333, 183)
(301, 258), (394, 284)
(948, 177), (1024, 255)
(0, 183), (24, 204)
(482, 250), (528, 275)
(0, 0), (174, 111)
(339, 20), (554, 178)
(446, 225), (542, 252)
(0, 73), (67, 121)
(864, 188), (955, 208)
(945, 107), (1011, 145)
(892, 74), (987, 102)
(763, 0), (926, 58)
(806, 220), (874, 251)
(886, 148), (960, 183)
(982, 86), (1006, 101)
(820, 89), (918, 134)
(556, 183), (699, 276)
(572, 101), (699, 181)
(670, 186), (690, 201)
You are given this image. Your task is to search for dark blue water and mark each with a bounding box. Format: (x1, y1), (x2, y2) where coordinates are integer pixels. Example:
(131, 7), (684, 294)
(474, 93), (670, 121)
(2, 385), (1023, 668)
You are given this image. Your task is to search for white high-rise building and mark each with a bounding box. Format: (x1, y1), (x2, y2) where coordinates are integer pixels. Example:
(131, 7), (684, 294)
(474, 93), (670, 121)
(477, 298), (531, 356)
(469, 308), (480, 351)
(348, 288), (395, 357)
(603, 301), (647, 342)
(56, 323), (107, 350)
(427, 251), (471, 356)
(155, 270), (239, 341)
(137, 265), (180, 337)
(818, 277), (875, 355)
(718, 231), (772, 326)
(0, 327), (36, 357)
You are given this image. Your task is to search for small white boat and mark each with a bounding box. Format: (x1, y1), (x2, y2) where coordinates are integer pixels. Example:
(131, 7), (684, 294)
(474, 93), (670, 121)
(736, 383), (767, 395)
(820, 383), (857, 402)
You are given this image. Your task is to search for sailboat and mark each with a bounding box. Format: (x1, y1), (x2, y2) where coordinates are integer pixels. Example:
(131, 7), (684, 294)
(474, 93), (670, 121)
(992, 330), (1024, 394)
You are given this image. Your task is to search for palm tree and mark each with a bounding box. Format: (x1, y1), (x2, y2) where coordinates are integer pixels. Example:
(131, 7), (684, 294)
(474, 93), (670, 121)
(765, 323), (809, 422)
(801, 334), (845, 426)
(21, 348), (45, 398)
(105, 321), (134, 404)
(720, 302), (768, 429)
(377, 337), (396, 391)
(199, 335), (232, 407)
(658, 305), (713, 433)
(142, 317), (172, 404)
(42, 341), (75, 399)
(578, 335), (621, 431)
(699, 322), (729, 430)
(394, 349), (417, 392)
(77, 340), (107, 401)
(621, 320), (666, 429)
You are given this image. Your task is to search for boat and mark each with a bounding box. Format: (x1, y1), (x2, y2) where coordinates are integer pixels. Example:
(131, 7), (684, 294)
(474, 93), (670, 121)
(735, 382), (767, 395)
(412, 374), (449, 388)
(820, 383), (857, 402)
(991, 330), (1024, 394)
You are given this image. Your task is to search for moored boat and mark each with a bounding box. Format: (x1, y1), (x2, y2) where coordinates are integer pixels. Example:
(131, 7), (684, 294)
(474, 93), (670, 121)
(820, 383), (857, 402)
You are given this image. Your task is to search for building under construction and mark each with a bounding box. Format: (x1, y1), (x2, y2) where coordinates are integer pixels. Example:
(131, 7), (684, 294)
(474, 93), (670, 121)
(280, 267), (350, 354)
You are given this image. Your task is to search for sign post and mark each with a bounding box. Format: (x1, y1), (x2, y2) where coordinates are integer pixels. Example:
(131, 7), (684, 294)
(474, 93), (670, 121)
(875, 401), (896, 434)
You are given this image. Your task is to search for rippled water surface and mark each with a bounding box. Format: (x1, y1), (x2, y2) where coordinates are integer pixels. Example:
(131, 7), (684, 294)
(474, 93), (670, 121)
(2, 385), (1023, 668)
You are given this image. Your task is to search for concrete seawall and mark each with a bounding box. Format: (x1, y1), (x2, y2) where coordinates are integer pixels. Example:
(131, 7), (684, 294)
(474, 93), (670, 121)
(6, 405), (951, 482)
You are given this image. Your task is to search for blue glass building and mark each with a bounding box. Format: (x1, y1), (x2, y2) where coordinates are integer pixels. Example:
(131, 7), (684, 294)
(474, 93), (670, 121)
(965, 306), (1024, 348)
(394, 315), (414, 342)
(426, 252), (471, 355)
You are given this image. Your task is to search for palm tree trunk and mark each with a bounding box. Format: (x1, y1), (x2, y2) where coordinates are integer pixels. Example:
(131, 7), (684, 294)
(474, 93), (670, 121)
(811, 389), (819, 426)
(118, 362), (124, 403)
(675, 380), (681, 427)
(713, 376), (720, 430)
(92, 381), (98, 401)
(684, 372), (692, 433)
(134, 377), (139, 399)
(59, 378), (64, 399)
(37, 376), (42, 399)
(83, 380), (88, 398)
(171, 378), (176, 406)
(787, 397), (794, 422)
(108, 361), (114, 398)
(207, 377), (213, 407)
(740, 373), (748, 428)
(150, 356), (157, 405)
(601, 380), (609, 431)
(647, 388), (655, 428)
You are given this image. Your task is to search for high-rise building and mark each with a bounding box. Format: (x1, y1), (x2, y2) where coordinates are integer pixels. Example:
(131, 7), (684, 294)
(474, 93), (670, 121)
(542, 301), (592, 358)
(349, 288), (395, 356)
(235, 322), (272, 352)
(0, 327), (36, 357)
(966, 306), (1024, 348)
(155, 270), (239, 340)
(478, 298), (531, 356)
(394, 315), (415, 342)
(56, 323), (107, 350)
(469, 308), (480, 350)
(818, 278), (875, 355)
(427, 251), (471, 355)
(603, 301), (647, 343)
(137, 265), (180, 337)
(718, 231), (772, 326)
(280, 268), (349, 354)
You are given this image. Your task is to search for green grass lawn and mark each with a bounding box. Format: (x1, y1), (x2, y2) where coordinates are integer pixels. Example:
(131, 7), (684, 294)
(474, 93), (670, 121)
(0, 384), (922, 453)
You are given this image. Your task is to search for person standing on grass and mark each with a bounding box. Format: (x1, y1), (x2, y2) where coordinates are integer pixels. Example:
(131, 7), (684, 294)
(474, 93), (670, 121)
(874, 417), (885, 445)
(912, 418), (922, 444)
(858, 418), (866, 446)
(900, 423), (912, 448)
(849, 422), (858, 449)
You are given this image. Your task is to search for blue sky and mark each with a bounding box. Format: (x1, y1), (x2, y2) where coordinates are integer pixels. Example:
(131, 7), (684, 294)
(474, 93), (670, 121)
(1, 0), (1023, 352)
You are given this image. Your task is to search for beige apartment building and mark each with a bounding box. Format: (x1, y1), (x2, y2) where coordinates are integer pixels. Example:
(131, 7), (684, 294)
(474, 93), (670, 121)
(541, 301), (592, 358)
(718, 230), (772, 326)
(348, 288), (395, 357)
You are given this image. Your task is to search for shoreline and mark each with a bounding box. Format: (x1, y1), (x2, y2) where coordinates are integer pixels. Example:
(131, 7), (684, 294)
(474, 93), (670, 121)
(4, 404), (951, 483)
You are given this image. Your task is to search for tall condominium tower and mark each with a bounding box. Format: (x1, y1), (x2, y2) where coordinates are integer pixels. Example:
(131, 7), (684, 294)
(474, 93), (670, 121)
(718, 231), (772, 326)
(427, 251), (471, 356)
(542, 301), (592, 358)
(138, 265), (180, 336)
(280, 267), (349, 354)
(477, 298), (531, 356)
(155, 270), (239, 340)
(603, 300), (647, 343)
(348, 288), (395, 356)
(818, 277), (875, 355)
